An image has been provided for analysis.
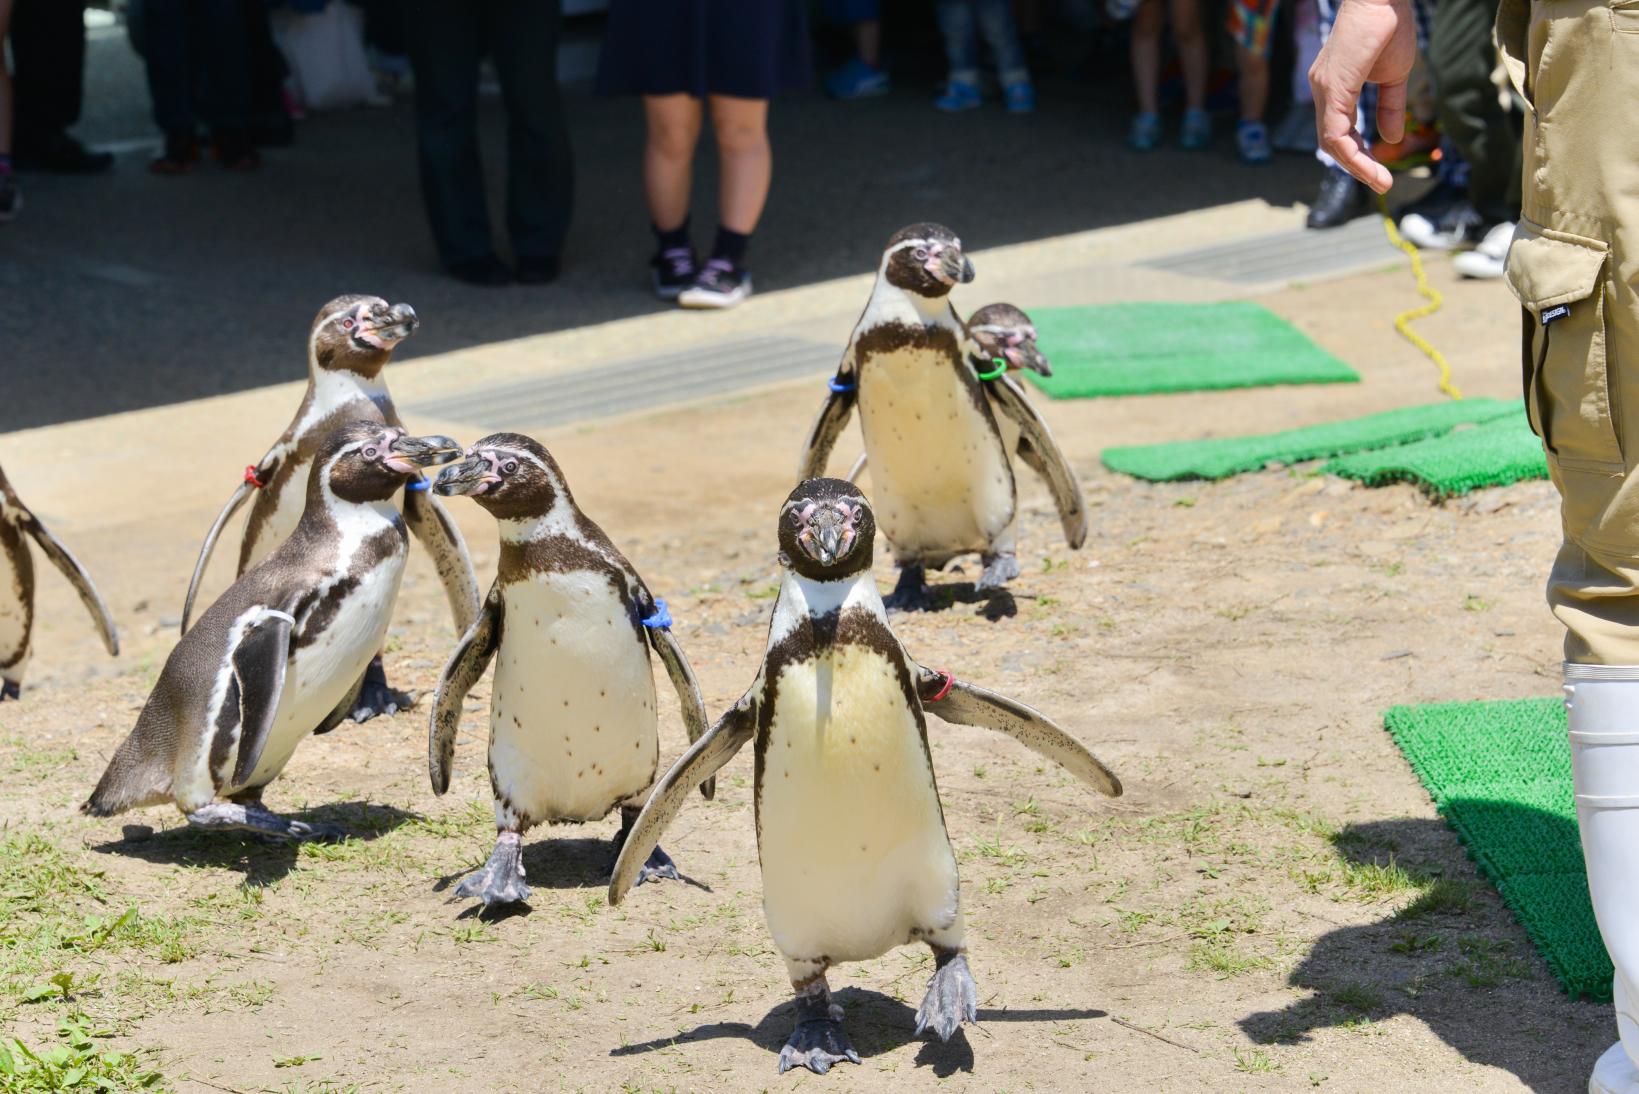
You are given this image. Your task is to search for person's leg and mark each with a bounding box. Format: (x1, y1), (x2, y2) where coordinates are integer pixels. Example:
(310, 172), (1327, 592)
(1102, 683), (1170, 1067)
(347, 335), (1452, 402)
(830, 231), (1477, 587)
(933, 1), (982, 110)
(642, 94), (704, 236)
(1235, 44), (1268, 124)
(404, 0), (501, 278)
(973, 0), (1032, 110)
(853, 15), (882, 68)
(1170, 0), (1208, 113)
(141, 0), (197, 158)
(9, 0), (83, 152)
(1129, 0), (1163, 114)
(1427, 0), (1515, 225)
(195, 0), (255, 165)
(708, 94), (770, 238)
(488, 0), (574, 276)
(0, 0), (16, 220)
(823, 0), (887, 99)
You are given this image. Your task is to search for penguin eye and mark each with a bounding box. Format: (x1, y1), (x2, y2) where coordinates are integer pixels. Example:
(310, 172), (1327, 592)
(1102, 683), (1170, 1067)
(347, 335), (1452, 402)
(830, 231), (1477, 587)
(502, 460), (519, 475)
(913, 248), (928, 261)
(343, 317), (356, 330)
(363, 446), (378, 459)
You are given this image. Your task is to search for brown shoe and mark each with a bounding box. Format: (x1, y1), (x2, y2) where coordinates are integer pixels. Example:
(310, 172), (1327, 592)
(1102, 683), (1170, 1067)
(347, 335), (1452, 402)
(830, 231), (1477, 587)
(150, 133), (199, 175)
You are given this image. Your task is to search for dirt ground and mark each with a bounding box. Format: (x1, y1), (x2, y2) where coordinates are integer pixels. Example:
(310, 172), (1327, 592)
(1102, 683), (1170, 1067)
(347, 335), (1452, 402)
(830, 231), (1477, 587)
(0, 256), (1609, 1093)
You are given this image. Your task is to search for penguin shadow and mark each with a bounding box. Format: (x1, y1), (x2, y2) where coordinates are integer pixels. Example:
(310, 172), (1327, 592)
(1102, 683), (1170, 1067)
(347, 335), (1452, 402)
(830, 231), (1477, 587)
(431, 836), (712, 920)
(1237, 816), (1610, 1092)
(610, 987), (1105, 1077)
(90, 801), (419, 887)
(911, 583), (1019, 622)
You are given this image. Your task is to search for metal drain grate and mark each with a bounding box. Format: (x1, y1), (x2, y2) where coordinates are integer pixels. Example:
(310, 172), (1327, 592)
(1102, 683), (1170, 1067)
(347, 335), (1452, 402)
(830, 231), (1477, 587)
(1140, 216), (1400, 286)
(408, 334), (839, 432)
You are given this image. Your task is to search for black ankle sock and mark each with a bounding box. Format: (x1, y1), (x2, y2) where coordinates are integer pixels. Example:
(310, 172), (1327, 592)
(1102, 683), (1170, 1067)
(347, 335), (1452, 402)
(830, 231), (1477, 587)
(711, 227), (750, 266)
(653, 218), (691, 252)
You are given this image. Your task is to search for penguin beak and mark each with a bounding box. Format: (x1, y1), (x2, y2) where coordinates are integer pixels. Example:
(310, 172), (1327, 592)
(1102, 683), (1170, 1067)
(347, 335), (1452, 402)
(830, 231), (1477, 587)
(932, 248), (975, 287)
(357, 302), (420, 350)
(385, 433), (460, 474)
(433, 455), (499, 496)
(1011, 342), (1052, 377)
(813, 524), (843, 566)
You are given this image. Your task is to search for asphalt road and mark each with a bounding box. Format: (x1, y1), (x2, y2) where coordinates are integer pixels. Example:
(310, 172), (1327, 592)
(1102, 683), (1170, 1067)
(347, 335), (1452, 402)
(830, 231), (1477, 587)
(0, 22), (1321, 432)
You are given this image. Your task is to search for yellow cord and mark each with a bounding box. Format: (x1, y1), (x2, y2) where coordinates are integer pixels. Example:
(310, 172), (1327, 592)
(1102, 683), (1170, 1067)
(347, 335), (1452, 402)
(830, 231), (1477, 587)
(1377, 195), (1463, 400)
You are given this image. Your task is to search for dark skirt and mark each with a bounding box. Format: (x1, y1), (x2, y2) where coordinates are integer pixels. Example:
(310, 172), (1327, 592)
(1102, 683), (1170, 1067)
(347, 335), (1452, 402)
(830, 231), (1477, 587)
(596, 0), (812, 100)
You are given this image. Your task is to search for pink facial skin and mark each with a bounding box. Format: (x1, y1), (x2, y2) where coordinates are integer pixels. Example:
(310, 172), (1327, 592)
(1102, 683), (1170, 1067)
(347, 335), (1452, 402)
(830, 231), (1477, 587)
(371, 429), (417, 474)
(923, 241), (954, 285)
(463, 449), (509, 494)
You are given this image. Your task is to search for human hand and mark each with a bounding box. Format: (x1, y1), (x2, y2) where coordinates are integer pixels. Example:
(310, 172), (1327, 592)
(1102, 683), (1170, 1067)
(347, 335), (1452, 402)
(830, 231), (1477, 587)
(1309, 0), (1417, 193)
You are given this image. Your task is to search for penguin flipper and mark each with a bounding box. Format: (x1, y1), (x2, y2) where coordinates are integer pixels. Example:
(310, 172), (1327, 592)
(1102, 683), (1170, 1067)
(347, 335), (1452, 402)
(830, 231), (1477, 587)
(984, 376), (1089, 550)
(915, 666), (1121, 798)
(798, 368), (858, 480)
(404, 487), (482, 635)
(229, 609), (296, 789)
(645, 622), (714, 800)
(428, 582), (502, 795)
(608, 692), (757, 906)
(17, 509), (119, 657)
(181, 478), (257, 635)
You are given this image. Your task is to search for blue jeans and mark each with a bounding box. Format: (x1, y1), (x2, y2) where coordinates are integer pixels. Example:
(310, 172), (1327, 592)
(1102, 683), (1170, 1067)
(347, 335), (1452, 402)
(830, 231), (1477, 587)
(829, 0), (879, 23)
(936, 0), (1028, 87)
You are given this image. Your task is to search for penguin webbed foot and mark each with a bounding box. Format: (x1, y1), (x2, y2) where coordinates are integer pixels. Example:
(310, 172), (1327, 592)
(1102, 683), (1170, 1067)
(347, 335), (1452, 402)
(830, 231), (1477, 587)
(349, 659), (418, 723)
(185, 802), (346, 843)
(884, 565), (933, 613)
(0, 680), (18, 702)
(633, 844), (680, 887)
(456, 832), (530, 908)
(915, 951), (978, 1042)
(778, 1010), (860, 1075)
(974, 552), (1020, 592)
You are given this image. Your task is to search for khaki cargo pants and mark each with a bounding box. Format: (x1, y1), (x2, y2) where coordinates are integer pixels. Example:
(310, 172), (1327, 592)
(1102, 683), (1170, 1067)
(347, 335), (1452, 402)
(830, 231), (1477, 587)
(1500, 0), (1639, 663)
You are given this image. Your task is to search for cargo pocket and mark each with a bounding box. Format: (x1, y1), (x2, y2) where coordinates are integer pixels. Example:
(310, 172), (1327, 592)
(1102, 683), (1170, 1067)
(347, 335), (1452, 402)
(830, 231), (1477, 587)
(1505, 220), (1622, 475)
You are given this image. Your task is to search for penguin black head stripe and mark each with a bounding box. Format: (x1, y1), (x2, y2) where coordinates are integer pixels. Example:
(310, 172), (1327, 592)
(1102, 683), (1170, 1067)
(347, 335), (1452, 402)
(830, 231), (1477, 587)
(968, 303), (1051, 377)
(431, 432), (570, 521)
(882, 223), (975, 298)
(310, 294), (420, 377)
(778, 478), (875, 581)
(320, 421), (460, 505)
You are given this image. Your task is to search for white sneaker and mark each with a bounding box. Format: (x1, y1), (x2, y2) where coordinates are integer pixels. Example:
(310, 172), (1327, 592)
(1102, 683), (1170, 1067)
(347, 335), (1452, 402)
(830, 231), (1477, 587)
(678, 258), (752, 309)
(1451, 221), (1515, 280)
(1399, 199), (1485, 251)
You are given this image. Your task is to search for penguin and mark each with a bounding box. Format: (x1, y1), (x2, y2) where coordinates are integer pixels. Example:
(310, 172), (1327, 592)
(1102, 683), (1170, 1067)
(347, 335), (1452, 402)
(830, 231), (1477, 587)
(608, 478), (1121, 1074)
(83, 423), (461, 840)
(427, 433), (711, 909)
(180, 294), (480, 721)
(0, 462), (119, 701)
(798, 225), (1087, 611)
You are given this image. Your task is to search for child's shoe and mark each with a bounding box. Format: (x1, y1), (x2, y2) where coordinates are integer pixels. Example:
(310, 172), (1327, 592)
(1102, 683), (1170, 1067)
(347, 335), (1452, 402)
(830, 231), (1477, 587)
(935, 79), (982, 113)
(825, 59), (890, 101)
(1236, 120), (1272, 165)
(0, 172), (19, 223)
(1003, 81), (1035, 114)
(1127, 112), (1162, 151)
(1180, 109), (1212, 150)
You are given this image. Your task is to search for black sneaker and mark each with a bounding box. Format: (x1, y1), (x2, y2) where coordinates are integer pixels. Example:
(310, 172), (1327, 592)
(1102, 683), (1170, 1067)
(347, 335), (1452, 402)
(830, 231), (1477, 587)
(1399, 192), (1486, 251)
(678, 258), (752, 309)
(651, 246), (699, 300)
(1305, 166), (1372, 230)
(0, 173), (19, 223)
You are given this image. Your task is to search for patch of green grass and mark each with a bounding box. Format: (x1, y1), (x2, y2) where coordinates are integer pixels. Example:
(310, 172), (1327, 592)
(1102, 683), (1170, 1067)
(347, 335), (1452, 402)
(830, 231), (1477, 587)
(1330, 983), (1382, 1014)
(1233, 1048), (1279, 1074)
(2, 738), (78, 780)
(0, 1013), (164, 1091)
(1187, 940), (1271, 978)
(1394, 879), (1474, 921)
(1450, 937), (1531, 988)
(1388, 931), (1442, 955)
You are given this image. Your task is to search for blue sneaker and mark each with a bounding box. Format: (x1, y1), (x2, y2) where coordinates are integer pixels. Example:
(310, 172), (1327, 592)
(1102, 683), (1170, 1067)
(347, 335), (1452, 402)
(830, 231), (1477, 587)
(935, 79), (982, 113)
(824, 58), (890, 101)
(1180, 108), (1212, 150)
(1236, 120), (1272, 165)
(1003, 81), (1035, 114)
(1127, 112), (1162, 151)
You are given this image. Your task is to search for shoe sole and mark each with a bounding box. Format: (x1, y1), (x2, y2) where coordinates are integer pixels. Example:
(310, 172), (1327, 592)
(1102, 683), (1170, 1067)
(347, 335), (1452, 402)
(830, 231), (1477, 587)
(678, 284), (752, 309)
(831, 83), (890, 101)
(0, 192), (19, 223)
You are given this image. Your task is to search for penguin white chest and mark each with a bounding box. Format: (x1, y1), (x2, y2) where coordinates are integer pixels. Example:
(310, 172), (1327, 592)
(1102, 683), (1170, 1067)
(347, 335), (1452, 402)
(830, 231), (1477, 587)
(857, 350), (1014, 563)
(757, 646), (957, 965)
(0, 530), (29, 679)
(239, 542), (407, 790)
(243, 465), (309, 573)
(489, 569), (659, 826)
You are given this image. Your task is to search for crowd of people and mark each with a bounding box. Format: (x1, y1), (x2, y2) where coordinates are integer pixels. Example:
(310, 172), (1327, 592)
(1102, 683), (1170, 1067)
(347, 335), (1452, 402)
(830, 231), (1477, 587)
(0, 0), (1523, 299)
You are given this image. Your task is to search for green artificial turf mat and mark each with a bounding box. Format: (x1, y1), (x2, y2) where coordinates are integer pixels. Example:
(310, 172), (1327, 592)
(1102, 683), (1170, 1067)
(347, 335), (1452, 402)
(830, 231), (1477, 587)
(1325, 413), (1549, 497)
(1101, 399), (1521, 482)
(1384, 697), (1611, 1000)
(1023, 302), (1360, 399)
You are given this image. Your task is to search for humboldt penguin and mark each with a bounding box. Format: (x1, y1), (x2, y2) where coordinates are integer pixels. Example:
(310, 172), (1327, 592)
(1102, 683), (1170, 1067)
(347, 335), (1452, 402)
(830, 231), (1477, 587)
(798, 226), (1087, 610)
(428, 433), (710, 909)
(0, 462), (119, 700)
(180, 294), (479, 721)
(609, 479), (1121, 1074)
(83, 423), (460, 840)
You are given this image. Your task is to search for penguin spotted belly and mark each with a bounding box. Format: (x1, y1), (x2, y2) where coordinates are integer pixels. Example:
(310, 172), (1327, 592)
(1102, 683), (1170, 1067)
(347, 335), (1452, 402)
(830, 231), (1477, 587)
(0, 537), (29, 680)
(758, 645), (958, 965)
(858, 349), (1014, 564)
(234, 550), (406, 793)
(489, 570), (659, 826)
